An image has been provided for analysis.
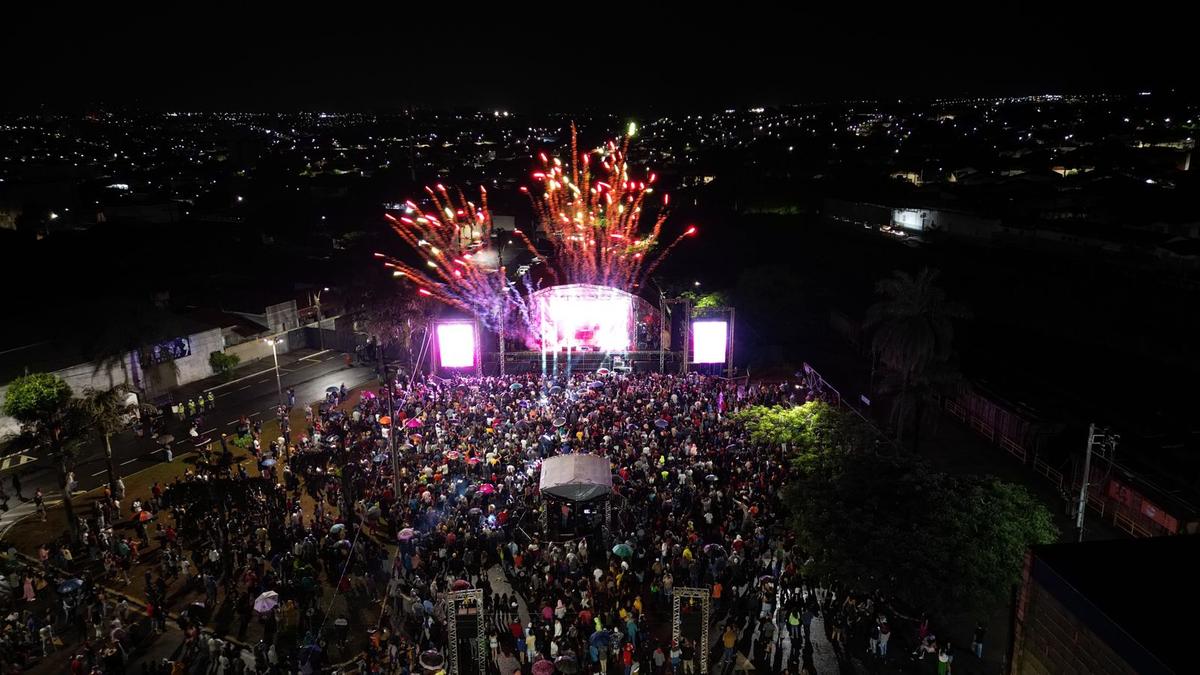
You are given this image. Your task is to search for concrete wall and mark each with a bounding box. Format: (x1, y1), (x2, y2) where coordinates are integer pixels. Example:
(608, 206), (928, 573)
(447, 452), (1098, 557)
(0, 328), (222, 435)
(225, 338), (274, 365)
(141, 328), (222, 393)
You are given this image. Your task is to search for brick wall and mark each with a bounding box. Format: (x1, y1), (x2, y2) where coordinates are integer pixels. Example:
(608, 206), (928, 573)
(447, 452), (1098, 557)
(1013, 581), (1138, 675)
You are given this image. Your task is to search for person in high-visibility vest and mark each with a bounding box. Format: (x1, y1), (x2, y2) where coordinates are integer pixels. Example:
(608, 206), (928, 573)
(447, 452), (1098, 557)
(186, 399), (196, 417)
(207, 391), (215, 409)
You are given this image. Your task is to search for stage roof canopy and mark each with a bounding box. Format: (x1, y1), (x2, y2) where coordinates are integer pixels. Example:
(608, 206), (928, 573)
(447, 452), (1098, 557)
(539, 454), (613, 502)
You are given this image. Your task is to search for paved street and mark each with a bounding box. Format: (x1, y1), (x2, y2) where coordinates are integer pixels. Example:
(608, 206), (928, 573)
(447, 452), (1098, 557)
(0, 348), (374, 533)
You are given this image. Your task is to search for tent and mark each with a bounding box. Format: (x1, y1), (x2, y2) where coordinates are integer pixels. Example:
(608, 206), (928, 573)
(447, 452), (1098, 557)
(539, 454), (612, 502)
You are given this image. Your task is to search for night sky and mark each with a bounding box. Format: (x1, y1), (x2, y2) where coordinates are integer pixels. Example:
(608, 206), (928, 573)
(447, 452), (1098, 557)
(2, 5), (1193, 112)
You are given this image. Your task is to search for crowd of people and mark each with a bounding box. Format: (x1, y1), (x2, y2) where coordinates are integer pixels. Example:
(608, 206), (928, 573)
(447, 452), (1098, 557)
(2, 363), (973, 675)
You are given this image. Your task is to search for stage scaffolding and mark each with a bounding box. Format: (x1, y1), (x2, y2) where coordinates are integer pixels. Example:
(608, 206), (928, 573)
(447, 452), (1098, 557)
(445, 588), (485, 675)
(672, 586), (712, 674)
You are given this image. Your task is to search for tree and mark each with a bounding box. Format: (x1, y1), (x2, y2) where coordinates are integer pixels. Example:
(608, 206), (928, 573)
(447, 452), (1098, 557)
(3, 373), (81, 539)
(359, 289), (432, 372)
(70, 385), (151, 497)
(737, 401), (882, 460)
(209, 351), (241, 380)
(864, 268), (969, 449)
(785, 446), (1057, 616)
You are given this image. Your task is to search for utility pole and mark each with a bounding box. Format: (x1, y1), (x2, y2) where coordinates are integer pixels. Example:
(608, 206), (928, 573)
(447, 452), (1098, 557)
(1077, 423), (1118, 542)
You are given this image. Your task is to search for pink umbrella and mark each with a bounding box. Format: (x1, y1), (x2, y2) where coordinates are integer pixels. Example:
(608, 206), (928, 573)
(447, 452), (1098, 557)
(398, 528), (416, 541)
(467, 457), (481, 466)
(532, 659), (555, 675)
(445, 450), (461, 461)
(361, 391), (376, 400)
(405, 418), (424, 429)
(477, 484), (495, 495)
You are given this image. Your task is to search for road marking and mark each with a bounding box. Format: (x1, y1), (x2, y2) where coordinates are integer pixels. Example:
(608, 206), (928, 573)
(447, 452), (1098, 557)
(203, 365), (281, 392)
(202, 428), (216, 435)
(255, 379), (270, 384)
(91, 469), (108, 477)
(237, 385), (251, 391)
(120, 458), (140, 466)
(0, 453), (37, 473)
(299, 349), (333, 362)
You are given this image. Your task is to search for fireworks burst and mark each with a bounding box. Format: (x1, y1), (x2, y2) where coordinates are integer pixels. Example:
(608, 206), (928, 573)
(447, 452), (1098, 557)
(374, 184), (523, 332)
(517, 123), (696, 290)
(378, 125), (696, 331)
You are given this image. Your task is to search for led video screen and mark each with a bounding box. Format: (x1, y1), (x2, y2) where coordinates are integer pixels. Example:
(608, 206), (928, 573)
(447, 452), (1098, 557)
(692, 320), (728, 364)
(529, 284), (634, 352)
(436, 323), (476, 368)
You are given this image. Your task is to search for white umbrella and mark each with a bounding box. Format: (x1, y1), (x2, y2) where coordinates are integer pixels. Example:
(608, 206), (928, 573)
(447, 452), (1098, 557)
(253, 591), (279, 613)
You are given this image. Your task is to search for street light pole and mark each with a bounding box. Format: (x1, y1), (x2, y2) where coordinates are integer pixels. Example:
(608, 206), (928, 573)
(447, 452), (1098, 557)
(314, 287), (330, 351)
(265, 338), (284, 411)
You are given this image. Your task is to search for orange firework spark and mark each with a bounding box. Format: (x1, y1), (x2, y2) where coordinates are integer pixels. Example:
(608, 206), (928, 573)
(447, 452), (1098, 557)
(521, 123), (696, 290)
(374, 184), (521, 330)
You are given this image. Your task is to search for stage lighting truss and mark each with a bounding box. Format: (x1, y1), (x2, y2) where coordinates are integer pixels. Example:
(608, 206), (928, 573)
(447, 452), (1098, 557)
(446, 588), (485, 675)
(672, 586), (712, 674)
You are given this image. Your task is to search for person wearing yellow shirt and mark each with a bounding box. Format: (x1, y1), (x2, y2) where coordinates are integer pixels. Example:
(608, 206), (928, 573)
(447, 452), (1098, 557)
(633, 596), (643, 615)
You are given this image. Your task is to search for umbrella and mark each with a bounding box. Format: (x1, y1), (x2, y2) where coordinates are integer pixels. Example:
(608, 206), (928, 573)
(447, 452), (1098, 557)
(361, 391), (376, 399)
(589, 630), (612, 648)
(705, 474), (719, 482)
(372, 453), (386, 463)
(326, 386), (339, 393)
(532, 659), (556, 675)
(405, 418), (424, 428)
(611, 543), (633, 558)
(654, 418), (669, 429)
(182, 602), (210, 623)
(468, 507), (482, 516)
(367, 505), (382, 519)
(596, 368), (610, 376)
(509, 382), (524, 391)
(704, 543), (726, 556)
(467, 457), (481, 465)
(57, 578), (84, 594)
(552, 417), (567, 428)
(451, 579), (472, 591)
(138, 510), (154, 523)
(253, 591), (279, 613)
(261, 458), (277, 467)
(398, 528), (416, 541)
(445, 451), (461, 461)
(555, 656), (580, 674)
(156, 434), (175, 445)
(335, 539), (352, 548)
(330, 523), (346, 534)
(589, 381), (604, 389)
(478, 484), (495, 495)
(379, 415), (392, 426)
(550, 386), (563, 395)
(419, 651), (444, 671)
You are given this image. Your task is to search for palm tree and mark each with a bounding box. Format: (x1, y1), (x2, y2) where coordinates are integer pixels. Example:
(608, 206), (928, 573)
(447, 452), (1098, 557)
(865, 268), (970, 450)
(71, 385), (154, 497)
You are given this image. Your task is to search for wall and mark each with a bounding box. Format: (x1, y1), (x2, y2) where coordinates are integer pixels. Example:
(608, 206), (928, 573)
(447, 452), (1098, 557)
(225, 339), (274, 365)
(1013, 578), (1139, 675)
(0, 328), (222, 432)
(265, 300), (300, 333)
